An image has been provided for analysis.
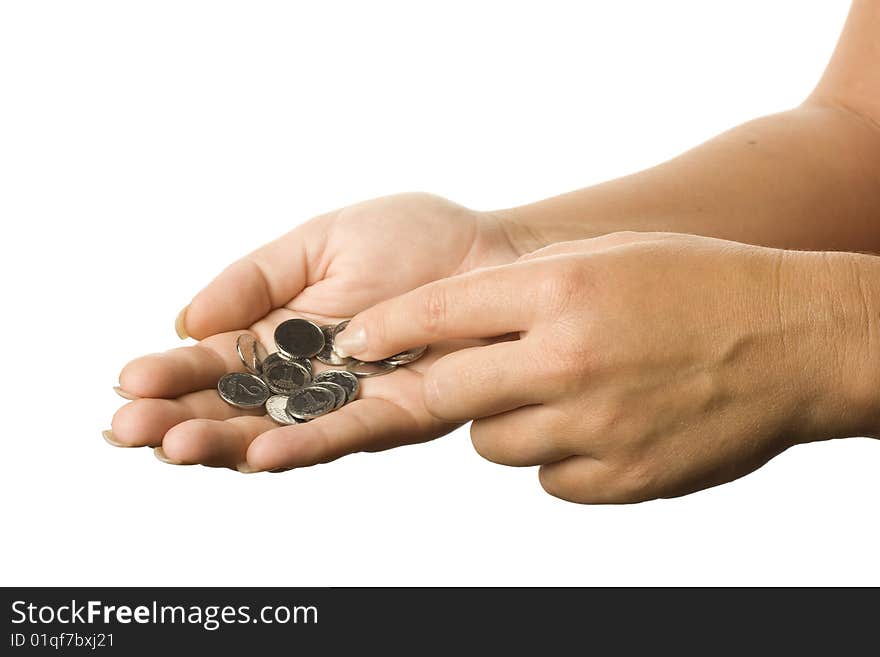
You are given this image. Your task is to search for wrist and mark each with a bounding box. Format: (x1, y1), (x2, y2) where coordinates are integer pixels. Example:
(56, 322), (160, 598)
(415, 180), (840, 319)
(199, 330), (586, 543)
(489, 202), (607, 256)
(485, 207), (551, 256)
(784, 250), (880, 441)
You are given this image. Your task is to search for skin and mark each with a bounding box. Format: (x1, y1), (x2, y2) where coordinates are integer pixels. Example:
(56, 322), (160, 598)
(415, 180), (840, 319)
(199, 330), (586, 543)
(110, 194), (517, 471)
(110, 1), (880, 502)
(335, 233), (880, 503)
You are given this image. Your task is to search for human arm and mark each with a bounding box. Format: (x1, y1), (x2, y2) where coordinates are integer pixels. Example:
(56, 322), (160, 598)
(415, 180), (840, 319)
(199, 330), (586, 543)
(494, 1), (880, 254)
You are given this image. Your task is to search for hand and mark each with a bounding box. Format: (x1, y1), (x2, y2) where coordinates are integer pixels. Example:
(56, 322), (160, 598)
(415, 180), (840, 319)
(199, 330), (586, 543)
(332, 232), (875, 503)
(108, 193), (521, 471)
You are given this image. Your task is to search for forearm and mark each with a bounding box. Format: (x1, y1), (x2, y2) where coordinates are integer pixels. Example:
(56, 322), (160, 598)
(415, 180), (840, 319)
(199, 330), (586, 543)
(495, 103), (880, 253)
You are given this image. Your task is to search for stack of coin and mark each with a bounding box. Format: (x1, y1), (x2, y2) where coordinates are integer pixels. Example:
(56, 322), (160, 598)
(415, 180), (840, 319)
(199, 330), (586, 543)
(216, 318), (426, 424)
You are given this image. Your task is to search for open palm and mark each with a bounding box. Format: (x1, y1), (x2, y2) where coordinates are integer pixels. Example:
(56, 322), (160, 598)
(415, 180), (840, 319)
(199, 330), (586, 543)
(109, 193), (521, 472)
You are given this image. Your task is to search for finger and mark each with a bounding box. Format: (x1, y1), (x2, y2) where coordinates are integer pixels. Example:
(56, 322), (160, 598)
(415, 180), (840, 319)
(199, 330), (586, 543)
(161, 415), (278, 470)
(421, 340), (548, 422)
(181, 213), (333, 339)
(333, 262), (543, 361)
(247, 397), (453, 472)
(470, 405), (576, 467)
(110, 389), (264, 447)
(538, 455), (647, 504)
(118, 330), (261, 399)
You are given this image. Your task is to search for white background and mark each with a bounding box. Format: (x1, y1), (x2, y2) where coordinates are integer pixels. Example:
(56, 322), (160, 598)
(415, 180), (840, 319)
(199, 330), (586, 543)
(1, 1), (877, 586)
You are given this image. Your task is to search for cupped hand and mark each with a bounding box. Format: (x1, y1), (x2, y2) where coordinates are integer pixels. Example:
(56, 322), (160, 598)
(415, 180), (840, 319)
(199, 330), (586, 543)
(108, 193), (521, 471)
(333, 232), (866, 503)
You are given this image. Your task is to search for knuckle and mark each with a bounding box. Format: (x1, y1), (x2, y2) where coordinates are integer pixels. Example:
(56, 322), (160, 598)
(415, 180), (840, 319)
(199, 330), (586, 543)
(336, 197), (379, 223)
(469, 421), (501, 463)
(580, 398), (653, 458)
(603, 229), (642, 244)
(531, 405), (577, 452)
(537, 462), (595, 504)
(361, 311), (386, 352)
(604, 459), (659, 504)
(401, 191), (445, 205)
(541, 333), (595, 382)
(587, 398), (628, 437)
(538, 454), (660, 505)
(421, 366), (454, 422)
(537, 464), (569, 500)
(470, 421), (521, 466)
(417, 283), (450, 336)
(517, 239), (576, 261)
(538, 263), (583, 312)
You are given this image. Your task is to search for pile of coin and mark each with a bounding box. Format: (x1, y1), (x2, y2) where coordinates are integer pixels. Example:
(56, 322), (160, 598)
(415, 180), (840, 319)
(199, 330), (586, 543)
(216, 318), (426, 425)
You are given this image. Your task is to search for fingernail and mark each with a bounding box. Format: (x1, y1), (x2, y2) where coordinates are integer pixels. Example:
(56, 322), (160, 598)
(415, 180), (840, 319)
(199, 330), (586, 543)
(153, 446), (183, 465)
(102, 430), (128, 448)
(333, 325), (366, 357)
(113, 386), (138, 401)
(237, 463), (258, 474)
(174, 305), (190, 340)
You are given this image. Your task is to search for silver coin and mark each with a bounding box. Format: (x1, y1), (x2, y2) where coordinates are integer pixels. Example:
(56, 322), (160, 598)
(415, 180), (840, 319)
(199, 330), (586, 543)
(270, 351), (313, 375)
(262, 353), (312, 394)
(274, 318), (325, 359)
(344, 359), (397, 378)
(286, 385), (337, 420)
(261, 352), (286, 369)
(383, 344), (427, 366)
(266, 351), (313, 374)
(313, 381), (347, 410)
(316, 324), (350, 366)
(265, 394), (301, 425)
(217, 372), (270, 408)
(236, 333), (269, 374)
(314, 369), (359, 402)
